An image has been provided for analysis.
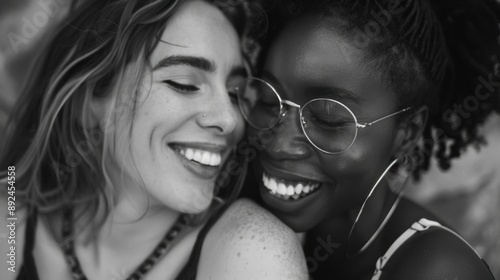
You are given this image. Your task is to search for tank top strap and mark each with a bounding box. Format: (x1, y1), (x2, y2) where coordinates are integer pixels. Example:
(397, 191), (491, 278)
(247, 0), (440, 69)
(16, 208), (40, 280)
(371, 218), (490, 280)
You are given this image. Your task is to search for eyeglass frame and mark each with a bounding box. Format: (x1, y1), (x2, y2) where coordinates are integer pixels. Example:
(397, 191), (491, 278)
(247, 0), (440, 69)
(237, 77), (412, 154)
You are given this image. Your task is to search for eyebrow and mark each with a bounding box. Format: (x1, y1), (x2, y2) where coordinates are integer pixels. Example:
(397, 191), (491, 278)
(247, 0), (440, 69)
(307, 86), (361, 105)
(153, 55), (216, 72)
(261, 70), (361, 105)
(153, 55), (248, 79)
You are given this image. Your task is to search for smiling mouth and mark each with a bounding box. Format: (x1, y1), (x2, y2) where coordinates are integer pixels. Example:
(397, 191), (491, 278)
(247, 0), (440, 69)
(170, 144), (223, 167)
(262, 171), (322, 201)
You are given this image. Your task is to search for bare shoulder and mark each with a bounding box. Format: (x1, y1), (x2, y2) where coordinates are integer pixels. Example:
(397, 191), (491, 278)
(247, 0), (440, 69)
(197, 198), (308, 280)
(380, 224), (495, 280)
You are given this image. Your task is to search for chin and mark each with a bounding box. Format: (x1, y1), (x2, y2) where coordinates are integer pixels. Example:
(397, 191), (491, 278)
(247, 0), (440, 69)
(161, 183), (215, 214)
(174, 198), (212, 214)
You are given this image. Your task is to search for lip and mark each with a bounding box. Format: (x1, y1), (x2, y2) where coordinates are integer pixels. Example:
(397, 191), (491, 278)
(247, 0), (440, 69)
(168, 142), (228, 180)
(169, 142), (228, 153)
(259, 156), (333, 184)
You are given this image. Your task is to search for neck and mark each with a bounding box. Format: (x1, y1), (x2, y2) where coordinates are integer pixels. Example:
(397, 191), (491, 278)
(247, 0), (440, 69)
(72, 194), (181, 274)
(98, 197), (180, 245)
(90, 159), (181, 246)
(66, 163), (191, 279)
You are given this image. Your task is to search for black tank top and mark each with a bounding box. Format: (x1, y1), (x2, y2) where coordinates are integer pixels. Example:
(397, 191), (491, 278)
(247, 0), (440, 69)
(14, 207), (218, 280)
(14, 208), (202, 280)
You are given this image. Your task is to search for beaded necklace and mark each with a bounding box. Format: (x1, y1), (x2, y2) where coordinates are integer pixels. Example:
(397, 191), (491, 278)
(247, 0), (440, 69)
(61, 209), (189, 280)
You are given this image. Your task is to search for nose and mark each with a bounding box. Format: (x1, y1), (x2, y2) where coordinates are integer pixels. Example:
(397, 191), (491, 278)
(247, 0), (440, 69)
(260, 106), (312, 160)
(197, 87), (240, 135)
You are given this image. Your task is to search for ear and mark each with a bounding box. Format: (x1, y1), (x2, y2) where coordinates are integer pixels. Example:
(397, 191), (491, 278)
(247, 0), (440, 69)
(391, 106), (428, 159)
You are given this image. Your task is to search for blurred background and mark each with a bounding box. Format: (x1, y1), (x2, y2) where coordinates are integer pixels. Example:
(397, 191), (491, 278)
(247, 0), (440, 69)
(1, 0), (499, 278)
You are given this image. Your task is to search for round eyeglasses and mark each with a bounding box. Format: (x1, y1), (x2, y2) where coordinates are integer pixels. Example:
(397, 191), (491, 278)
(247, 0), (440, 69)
(235, 77), (411, 154)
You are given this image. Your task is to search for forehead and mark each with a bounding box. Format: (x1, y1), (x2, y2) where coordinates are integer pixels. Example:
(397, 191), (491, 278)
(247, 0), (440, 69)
(269, 17), (361, 75)
(150, 0), (242, 68)
(265, 16), (395, 105)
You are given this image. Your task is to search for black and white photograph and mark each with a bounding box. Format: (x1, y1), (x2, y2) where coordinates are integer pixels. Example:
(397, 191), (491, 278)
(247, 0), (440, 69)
(1, 0), (499, 279)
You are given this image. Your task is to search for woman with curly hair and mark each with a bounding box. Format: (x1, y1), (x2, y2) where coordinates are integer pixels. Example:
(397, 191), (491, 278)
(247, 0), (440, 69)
(0, 0), (308, 279)
(237, 0), (500, 279)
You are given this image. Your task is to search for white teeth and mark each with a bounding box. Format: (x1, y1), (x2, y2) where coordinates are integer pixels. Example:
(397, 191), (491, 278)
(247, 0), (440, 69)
(201, 151), (211, 165)
(262, 173), (321, 200)
(177, 147), (221, 167)
(303, 185), (310, 193)
(277, 183), (287, 195)
(268, 178), (278, 193)
(185, 149), (194, 160)
(193, 150), (202, 163)
(209, 153), (221, 166)
(295, 184), (303, 194)
(263, 174), (269, 187)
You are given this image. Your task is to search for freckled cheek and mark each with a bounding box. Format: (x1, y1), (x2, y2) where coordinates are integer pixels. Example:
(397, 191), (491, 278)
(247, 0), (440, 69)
(129, 108), (181, 151)
(135, 89), (184, 125)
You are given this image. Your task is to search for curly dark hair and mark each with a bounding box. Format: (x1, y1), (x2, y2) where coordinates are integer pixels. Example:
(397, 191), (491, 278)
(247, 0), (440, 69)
(256, 0), (500, 178)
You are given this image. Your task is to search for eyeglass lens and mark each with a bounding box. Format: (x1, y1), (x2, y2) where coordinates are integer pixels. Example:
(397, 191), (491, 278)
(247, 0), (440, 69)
(236, 78), (358, 153)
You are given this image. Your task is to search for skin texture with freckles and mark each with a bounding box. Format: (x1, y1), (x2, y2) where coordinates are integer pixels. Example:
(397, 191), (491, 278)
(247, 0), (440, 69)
(199, 199), (308, 279)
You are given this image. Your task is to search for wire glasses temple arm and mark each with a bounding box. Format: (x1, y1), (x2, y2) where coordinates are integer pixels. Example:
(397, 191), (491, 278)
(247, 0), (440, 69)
(357, 107), (412, 128)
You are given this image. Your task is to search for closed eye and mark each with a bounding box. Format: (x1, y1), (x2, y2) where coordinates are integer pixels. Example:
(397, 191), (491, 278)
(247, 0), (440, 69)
(310, 115), (354, 130)
(163, 80), (200, 92)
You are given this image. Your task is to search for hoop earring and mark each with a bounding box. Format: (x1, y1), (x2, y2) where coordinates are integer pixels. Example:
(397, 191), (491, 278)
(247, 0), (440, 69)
(346, 157), (409, 258)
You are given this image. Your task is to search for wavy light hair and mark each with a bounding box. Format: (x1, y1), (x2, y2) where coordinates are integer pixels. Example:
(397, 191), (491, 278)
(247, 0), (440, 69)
(0, 0), (257, 236)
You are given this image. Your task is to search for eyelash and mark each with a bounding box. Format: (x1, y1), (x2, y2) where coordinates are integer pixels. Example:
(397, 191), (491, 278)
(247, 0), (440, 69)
(163, 80), (200, 92)
(164, 80), (239, 104)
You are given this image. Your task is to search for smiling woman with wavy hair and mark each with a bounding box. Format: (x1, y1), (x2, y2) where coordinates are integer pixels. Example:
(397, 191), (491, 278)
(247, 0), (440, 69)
(0, 0), (307, 279)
